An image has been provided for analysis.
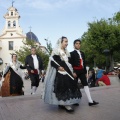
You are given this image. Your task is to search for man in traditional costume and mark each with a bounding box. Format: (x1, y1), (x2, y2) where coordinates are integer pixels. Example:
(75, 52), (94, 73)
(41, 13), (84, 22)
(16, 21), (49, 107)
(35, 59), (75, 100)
(70, 39), (99, 106)
(25, 47), (44, 95)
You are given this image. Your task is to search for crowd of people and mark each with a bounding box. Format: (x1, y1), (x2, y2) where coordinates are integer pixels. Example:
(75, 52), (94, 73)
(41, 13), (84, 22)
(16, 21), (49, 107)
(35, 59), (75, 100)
(0, 36), (119, 113)
(87, 67), (120, 87)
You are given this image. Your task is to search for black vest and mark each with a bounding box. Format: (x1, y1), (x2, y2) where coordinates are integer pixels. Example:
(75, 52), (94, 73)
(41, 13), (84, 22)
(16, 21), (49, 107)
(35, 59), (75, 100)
(70, 50), (87, 74)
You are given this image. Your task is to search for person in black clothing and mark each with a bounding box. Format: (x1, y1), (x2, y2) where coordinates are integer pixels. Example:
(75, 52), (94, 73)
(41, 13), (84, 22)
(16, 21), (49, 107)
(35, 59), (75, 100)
(88, 69), (96, 87)
(1, 54), (25, 97)
(44, 37), (81, 113)
(25, 47), (44, 95)
(70, 39), (99, 106)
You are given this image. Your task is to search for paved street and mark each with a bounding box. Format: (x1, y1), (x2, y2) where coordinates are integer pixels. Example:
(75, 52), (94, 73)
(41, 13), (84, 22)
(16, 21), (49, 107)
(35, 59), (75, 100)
(23, 80), (44, 96)
(0, 80), (120, 120)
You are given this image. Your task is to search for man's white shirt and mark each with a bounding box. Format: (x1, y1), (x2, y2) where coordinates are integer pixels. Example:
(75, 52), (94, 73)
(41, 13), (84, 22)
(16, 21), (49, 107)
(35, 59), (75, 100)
(32, 55), (39, 74)
(75, 49), (83, 66)
(75, 49), (82, 59)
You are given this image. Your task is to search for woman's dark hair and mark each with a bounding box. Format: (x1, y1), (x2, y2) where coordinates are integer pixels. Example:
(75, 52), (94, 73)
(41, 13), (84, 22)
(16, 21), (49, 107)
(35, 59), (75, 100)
(98, 66), (102, 69)
(91, 69), (95, 73)
(12, 54), (17, 59)
(73, 39), (81, 45)
(61, 36), (67, 43)
(103, 71), (108, 75)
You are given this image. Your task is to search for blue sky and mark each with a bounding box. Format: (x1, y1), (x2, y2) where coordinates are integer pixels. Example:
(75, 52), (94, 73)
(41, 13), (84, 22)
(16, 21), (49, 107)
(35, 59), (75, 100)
(0, 0), (120, 51)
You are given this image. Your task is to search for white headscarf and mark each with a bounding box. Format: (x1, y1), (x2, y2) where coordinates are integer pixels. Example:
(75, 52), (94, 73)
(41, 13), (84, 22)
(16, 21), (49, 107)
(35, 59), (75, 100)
(51, 37), (70, 57)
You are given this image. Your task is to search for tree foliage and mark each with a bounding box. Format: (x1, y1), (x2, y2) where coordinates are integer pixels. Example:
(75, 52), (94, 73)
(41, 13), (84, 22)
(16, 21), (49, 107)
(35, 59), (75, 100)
(81, 12), (120, 69)
(45, 38), (53, 55)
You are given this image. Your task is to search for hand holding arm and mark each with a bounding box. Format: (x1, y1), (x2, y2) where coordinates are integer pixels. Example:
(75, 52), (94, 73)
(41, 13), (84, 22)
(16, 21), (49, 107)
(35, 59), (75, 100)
(58, 66), (65, 71)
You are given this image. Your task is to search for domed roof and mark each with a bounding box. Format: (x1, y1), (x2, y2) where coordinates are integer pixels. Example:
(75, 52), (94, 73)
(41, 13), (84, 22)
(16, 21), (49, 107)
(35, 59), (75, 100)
(26, 31), (39, 43)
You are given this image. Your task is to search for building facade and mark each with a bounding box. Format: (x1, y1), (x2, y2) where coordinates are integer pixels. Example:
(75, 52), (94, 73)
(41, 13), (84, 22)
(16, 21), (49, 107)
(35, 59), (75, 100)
(0, 6), (26, 71)
(0, 6), (48, 72)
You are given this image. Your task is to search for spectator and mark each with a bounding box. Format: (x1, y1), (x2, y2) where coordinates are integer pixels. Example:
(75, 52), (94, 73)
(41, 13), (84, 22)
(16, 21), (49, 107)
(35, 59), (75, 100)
(88, 69), (96, 87)
(96, 66), (104, 79)
(97, 72), (111, 86)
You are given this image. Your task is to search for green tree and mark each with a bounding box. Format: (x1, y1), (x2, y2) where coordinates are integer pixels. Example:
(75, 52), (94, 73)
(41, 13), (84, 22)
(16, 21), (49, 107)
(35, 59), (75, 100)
(81, 35), (106, 68)
(81, 13), (120, 70)
(44, 38), (53, 55)
(15, 39), (49, 69)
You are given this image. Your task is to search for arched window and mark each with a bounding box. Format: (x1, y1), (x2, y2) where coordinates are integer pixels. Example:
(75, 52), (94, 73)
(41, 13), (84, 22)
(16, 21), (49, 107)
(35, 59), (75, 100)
(9, 41), (14, 50)
(8, 21), (11, 28)
(11, 12), (13, 16)
(13, 21), (16, 27)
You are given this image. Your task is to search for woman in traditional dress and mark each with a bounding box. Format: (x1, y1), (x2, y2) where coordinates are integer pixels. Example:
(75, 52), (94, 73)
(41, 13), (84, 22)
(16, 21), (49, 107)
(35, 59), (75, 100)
(1, 54), (25, 97)
(43, 37), (82, 112)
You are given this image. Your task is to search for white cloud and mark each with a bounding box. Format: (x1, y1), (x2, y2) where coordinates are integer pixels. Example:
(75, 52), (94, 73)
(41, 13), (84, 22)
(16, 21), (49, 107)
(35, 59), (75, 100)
(0, 0), (120, 12)
(22, 0), (83, 10)
(21, 0), (120, 12)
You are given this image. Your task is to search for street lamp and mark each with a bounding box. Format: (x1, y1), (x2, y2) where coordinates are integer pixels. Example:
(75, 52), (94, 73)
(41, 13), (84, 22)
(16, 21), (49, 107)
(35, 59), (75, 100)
(103, 49), (110, 72)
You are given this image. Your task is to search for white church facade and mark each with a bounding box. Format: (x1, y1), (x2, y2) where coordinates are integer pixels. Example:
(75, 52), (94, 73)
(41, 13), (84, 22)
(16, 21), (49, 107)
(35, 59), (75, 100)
(0, 5), (48, 72)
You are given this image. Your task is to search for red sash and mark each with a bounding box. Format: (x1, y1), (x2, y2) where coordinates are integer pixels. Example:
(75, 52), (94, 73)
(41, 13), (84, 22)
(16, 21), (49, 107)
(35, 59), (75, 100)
(73, 59), (83, 70)
(28, 69), (38, 74)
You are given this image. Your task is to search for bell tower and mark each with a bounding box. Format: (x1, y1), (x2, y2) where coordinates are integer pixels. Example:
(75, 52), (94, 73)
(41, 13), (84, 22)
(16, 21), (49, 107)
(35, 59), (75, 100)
(0, 4), (26, 70)
(2, 5), (23, 35)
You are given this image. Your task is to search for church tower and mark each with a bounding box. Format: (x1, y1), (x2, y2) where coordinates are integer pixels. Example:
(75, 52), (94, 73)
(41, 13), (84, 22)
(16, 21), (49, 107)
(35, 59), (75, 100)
(0, 4), (26, 70)
(2, 6), (23, 36)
